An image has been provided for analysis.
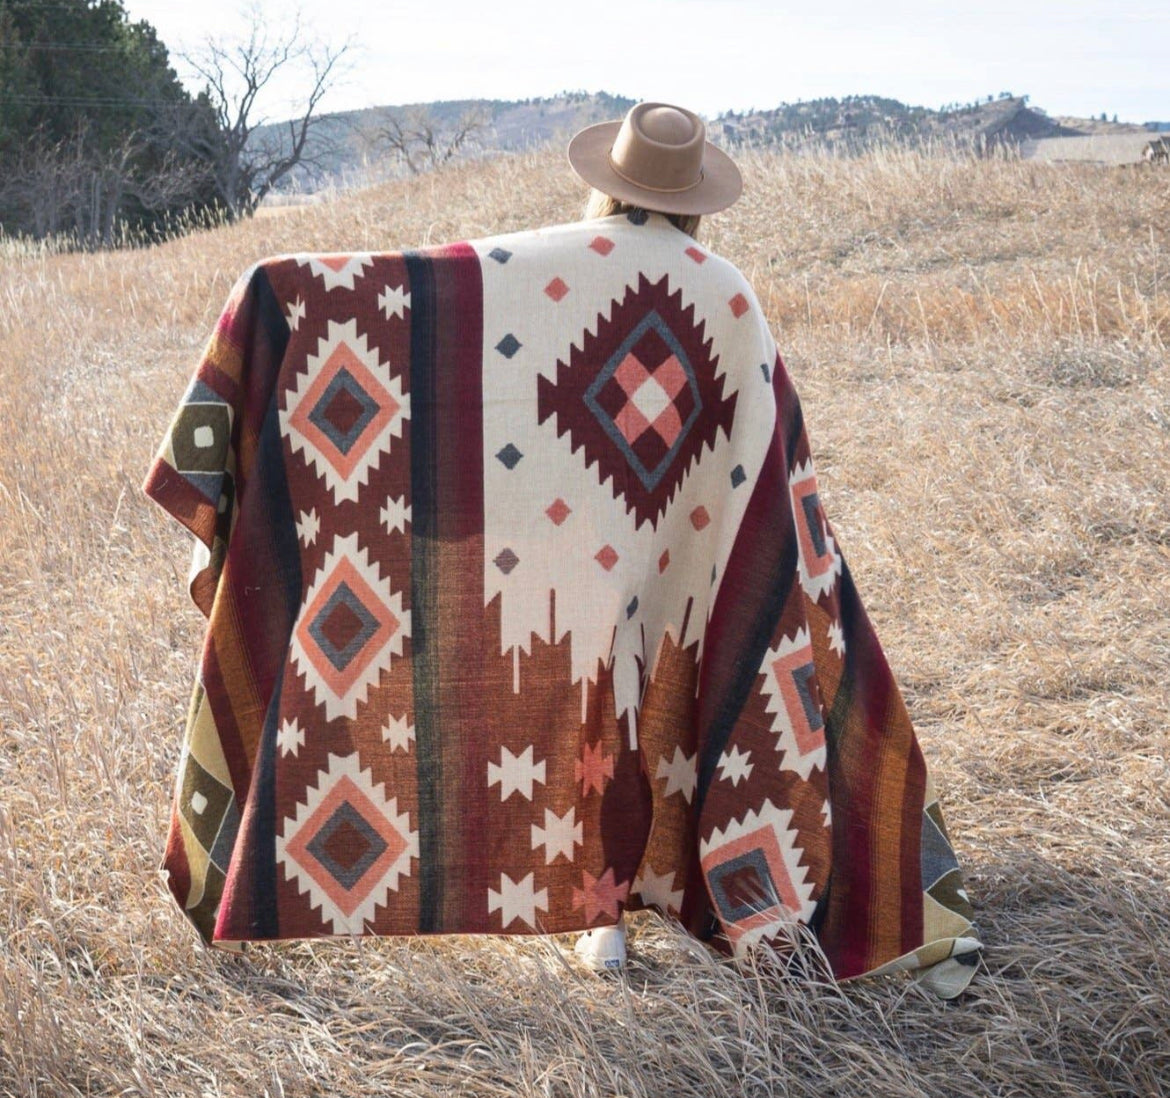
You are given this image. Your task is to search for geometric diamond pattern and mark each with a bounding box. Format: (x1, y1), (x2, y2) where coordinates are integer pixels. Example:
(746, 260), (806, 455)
(495, 334), (522, 359)
(164, 378), (235, 503)
(537, 272), (738, 531)
(584, 311), (701, 491)
(279, 317), (409, 505)
(544, 276), (569, 302)
(178, 751), (233, 861)
(545, 497), (571, 525)
(170, 402), (232, 476)
(757, 626), (827, 780)
(304, 801), (388, 890)
(699, 799), (815, 957)
(290, 532), (410, 721)
(496, 442), (523, 469)
(494, 547), (519, 574)
(594, 544), (618, 571)
(788, 458), (841, 601)
(276, 750), (419, 933)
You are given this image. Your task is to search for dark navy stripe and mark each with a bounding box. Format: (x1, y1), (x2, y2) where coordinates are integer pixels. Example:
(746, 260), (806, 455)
(237, 271), (298, 936)
(403, 249), (443, 931)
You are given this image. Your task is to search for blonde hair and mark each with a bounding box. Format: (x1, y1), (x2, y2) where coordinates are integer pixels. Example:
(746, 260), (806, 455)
(584, 188), (702, 240)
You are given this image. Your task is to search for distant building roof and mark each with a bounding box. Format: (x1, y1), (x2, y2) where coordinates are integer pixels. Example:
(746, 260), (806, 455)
(1021, 133), (1158, 164)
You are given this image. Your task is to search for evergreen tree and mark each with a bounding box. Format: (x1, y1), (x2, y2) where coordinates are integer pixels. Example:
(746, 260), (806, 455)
(0, 0), (219, 245)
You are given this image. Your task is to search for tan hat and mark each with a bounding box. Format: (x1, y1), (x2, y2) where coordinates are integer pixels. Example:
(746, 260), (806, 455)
(567, 101), (742, 215)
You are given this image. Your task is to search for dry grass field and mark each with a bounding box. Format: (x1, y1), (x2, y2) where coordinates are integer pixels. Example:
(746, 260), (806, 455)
(1, 141), (1168, 1097)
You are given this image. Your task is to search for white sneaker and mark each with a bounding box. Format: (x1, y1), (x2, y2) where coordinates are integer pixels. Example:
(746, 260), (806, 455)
(573, 920), (627, 971)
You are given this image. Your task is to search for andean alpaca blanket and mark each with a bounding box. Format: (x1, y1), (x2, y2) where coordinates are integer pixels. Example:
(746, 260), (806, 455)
(142, 210), (982, 997)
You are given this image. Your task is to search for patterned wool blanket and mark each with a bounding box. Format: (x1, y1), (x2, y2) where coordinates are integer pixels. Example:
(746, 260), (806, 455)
(142, 210), (981, 997)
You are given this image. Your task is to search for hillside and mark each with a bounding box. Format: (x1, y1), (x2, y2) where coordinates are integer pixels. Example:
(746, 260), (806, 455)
(258, 90), (1163, 196)
(713, 94), (1152, 152)
(259, 89), (637, 192)
(2, 143), (1168, 1096)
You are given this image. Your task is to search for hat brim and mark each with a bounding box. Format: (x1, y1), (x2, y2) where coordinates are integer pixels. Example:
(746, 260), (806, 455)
(567, 120), (743, 215)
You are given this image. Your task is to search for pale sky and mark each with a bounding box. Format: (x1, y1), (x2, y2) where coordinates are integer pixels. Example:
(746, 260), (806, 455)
(124, 0), (1168, 126)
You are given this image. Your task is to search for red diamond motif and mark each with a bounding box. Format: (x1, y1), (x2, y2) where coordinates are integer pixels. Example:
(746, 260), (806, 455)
(595, 544), (619, 571)
(546, 497), (571, 525)
(658, 549), (670, 573)
(728, 293), (749, 319)
(544, 276), (569, 302)
(537, 271), (738, 533)
(685, 246), (707, 264)
(589, 236), (615, 256)
(690, 505), (711, 530)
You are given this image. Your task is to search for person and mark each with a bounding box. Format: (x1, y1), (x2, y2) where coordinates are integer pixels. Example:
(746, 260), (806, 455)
(143, 99), (980, 1000)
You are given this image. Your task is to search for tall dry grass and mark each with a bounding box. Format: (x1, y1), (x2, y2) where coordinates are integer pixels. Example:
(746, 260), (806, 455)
(1, 141), (1167, 1097)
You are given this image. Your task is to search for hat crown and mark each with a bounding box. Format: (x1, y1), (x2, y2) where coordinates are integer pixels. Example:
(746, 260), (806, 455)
(641, 105), (698, 144)
(610, 102), (705, 193)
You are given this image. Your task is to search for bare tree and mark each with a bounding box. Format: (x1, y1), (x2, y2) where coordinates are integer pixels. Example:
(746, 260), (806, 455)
(363, 105), (490, 176)
(0, 122), (206, 248)
(177, 5), (353, 219)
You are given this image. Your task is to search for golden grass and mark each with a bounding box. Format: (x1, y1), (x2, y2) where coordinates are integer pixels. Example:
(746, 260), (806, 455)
(1, 143), (1168, 1096)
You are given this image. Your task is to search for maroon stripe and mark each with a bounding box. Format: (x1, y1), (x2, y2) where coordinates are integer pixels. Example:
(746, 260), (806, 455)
(161, 808), (192, 908)
(855, 629), (890, 969)
(141, 460), (217, 547)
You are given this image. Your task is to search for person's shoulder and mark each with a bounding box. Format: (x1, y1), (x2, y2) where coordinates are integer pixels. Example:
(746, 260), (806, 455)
(666, 232), (750, 290)
(219, 253), (312, 296)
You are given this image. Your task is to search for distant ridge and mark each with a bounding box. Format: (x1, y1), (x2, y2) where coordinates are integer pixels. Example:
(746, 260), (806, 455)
(256, 90), (1162, 197)
(713, 94), (1152, 152)
(259, 90), (637, 194)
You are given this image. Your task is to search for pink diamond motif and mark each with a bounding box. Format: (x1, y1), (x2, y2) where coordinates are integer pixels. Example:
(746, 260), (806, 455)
(546, 497), (571, 525)
(690, 505), (711, 530)
(685, 246), (707, 264)
(658, 549), (670, 573)
(648, 402), (683, 447)
(613, 350), (652, 396)
(611, 351), (689, 448)
(544, 276), (569, 302)
(595, 544), (619, 571)
(283, 774), (407, 917)
(589, 236), (615, 256)
(728, 293), (749, 319)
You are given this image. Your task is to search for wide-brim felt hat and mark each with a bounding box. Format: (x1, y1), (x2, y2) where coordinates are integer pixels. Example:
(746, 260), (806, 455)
(568, 101), (742, 215)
